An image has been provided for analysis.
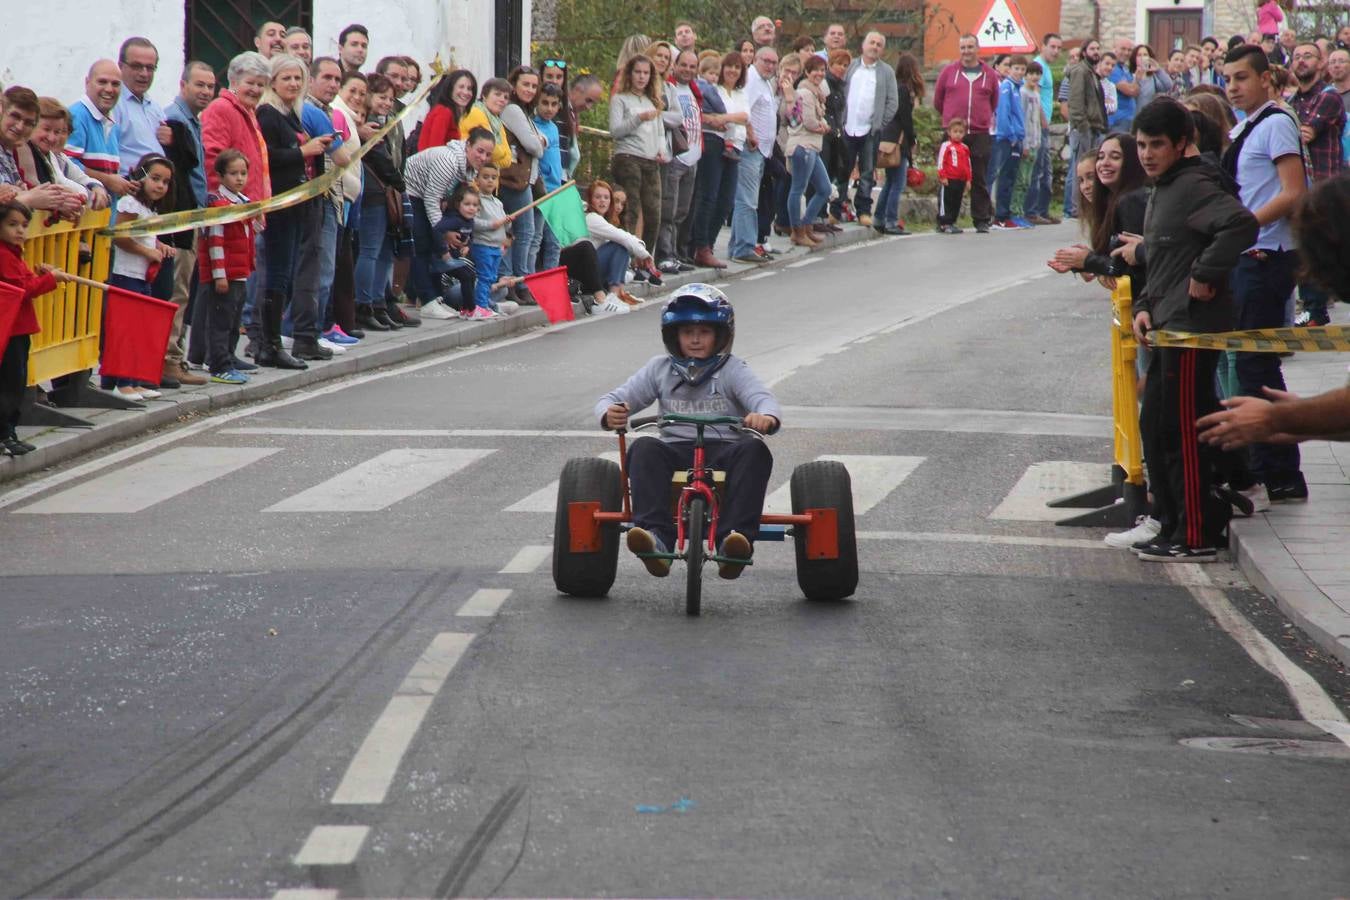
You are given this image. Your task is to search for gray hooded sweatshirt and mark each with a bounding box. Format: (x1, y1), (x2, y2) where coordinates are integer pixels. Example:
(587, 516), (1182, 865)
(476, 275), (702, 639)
(595, 354), (782, 442)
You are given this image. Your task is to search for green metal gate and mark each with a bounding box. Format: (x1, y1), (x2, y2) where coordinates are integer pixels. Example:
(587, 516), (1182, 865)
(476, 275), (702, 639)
(186, 0), (313, 77)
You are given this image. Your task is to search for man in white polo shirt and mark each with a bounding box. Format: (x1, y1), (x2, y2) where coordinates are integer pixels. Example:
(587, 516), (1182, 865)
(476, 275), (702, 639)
(1222, 43), (1309, 504)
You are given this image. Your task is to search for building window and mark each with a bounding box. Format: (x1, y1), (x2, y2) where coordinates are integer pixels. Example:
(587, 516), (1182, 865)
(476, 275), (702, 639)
(496, 0), (525, 74)
(186, 0), (313, 76)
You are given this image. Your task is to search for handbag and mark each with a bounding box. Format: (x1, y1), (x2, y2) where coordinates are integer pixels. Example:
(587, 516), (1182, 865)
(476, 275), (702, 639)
(669, 123), (690, 156)
(499, 130), (533, 191)
(875, 141), (901, 169)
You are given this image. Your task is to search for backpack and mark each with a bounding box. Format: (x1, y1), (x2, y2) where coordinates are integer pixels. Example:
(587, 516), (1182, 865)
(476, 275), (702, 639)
(1221, 102), (1308, 190)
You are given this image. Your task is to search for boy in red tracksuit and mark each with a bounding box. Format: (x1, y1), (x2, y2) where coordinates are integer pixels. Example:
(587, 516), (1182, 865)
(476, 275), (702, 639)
(0, 200), (70, 456)
(937, 118), (973, 233)
(197, 150), (257, 385)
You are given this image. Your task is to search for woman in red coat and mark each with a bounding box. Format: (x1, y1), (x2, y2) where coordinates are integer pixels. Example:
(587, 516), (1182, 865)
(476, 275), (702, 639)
(201, 52), (272, 200)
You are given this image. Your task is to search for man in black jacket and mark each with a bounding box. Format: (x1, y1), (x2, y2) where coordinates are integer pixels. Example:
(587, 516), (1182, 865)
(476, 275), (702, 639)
(1130, 98), (1259, 562)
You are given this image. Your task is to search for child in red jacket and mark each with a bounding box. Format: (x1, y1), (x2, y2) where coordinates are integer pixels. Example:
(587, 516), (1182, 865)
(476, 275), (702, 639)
(0, 200), (71, 455)
(196, 150), (258, 385)
(937, 118), (973, 234)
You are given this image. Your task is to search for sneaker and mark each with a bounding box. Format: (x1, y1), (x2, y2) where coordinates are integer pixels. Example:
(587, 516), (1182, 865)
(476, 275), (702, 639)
(466, 305), (498, 319)
(1132, 535), (1169, 553)
(992, 219), (1019, 230)
(858, 214), (873, 227)
(1238, 483), (1271, 513)
(317, 337), (347, 354)
(632, 268), (647, 283)
(657, 258), (682, 274)
(731, 253), (767, 264)
(718, 531), (752, 580)
(599, 294), (631, 314)
(185, 360), (207, 371)
(1268, 477), (1309, 503)
(1012, 216), (1034, 228)
(975, 223), (990, 234)
(1293, 310), (1328, 327)
(419, 298), (459, 319)
(1104, 516), (1161, 549)
(322, 327), (360, 344)
(230, 355), (259, 372)
(755, 243), (778, 257)
(626, 527), (671, 577)
(1216, 485), (1255, 517)
(1027, 215), (1054, 225)
(3, 437), (33, 456)
(1137, 542), (1220, 563)
(211, 369), (249, 385)
(136, 385), (162, 400)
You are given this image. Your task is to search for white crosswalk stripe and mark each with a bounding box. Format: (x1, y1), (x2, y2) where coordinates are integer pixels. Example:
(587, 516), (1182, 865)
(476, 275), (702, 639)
(988, 461), (1109, 521)
(504, 450), (623, 512)
(264, 448), (495, 513)
(14, 447), (280, 514)
(764, 455), (925, 515)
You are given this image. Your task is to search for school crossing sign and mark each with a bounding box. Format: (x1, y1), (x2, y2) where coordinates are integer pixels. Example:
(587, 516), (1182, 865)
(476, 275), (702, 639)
(973, 0), (1037, 53)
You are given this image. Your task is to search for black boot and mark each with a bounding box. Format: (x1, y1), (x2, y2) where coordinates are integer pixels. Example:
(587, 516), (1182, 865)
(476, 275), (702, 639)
(255, 291), (307, 370)
(372, 306), (402, 329)
(356, 304), (390, 331)
(387, 300), (420, 327)
(291, 336), (333, 360)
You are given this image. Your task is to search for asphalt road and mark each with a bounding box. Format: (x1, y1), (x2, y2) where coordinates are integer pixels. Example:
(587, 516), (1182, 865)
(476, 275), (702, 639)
(2, 225), (1348, 899)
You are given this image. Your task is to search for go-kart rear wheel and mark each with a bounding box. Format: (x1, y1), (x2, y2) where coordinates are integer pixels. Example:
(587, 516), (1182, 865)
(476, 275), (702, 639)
(553, 457), (623, 597)
(685, 496), (706, 616)
(790, 460), (858, 601)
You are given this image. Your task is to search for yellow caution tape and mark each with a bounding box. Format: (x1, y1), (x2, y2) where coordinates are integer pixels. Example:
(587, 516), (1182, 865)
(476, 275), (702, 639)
(1151, 326), (1350, 353)
(102, 72), (444, 238)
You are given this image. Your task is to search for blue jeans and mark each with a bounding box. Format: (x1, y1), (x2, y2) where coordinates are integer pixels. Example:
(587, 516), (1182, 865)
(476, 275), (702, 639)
(409, 200), (439, 306)
(529, 212), (561, 272)
(991, 139), (1021, 220)
(691, 134), (738, 250)
(788, 147), (832, 227)
(315, 201), (339, 329)
(468, 243), (502, 309)
(1027, 143), (1051, 218)
(596, 241), (629, 288)
(1232, 251), (1301, 485)
(499, 184), (535, 277)
(874, 159), (910, 229)
(728, 149), (765, 259)
(355, 200), (394, 306)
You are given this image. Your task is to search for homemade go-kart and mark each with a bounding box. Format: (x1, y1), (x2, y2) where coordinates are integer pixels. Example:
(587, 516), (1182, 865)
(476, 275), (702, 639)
(552, 412), (858, 614)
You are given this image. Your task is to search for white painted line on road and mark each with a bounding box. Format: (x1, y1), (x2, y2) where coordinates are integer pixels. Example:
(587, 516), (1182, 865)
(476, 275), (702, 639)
(220, 427), (605, 438)
(273, 890), (339, 900)
(765, 455), (924, 515)
(293, 825), (370, 865)
(457, 588), (512, 617)
(265, 448), (494, 513)
(332, 632), (474, 804)
(786, 257), (823, 268)
(1165, 565), (1350, 749)
(741, 270), (778, 281)
(781, 405), (1111, 438)
(506, 450), (622, 512)
(989, 461), (1110, 521)
(14, 447), (279, 514)
(857, 530), (1109, 550)
(831, 242), (874, 254)
(500, 545), (551, 573)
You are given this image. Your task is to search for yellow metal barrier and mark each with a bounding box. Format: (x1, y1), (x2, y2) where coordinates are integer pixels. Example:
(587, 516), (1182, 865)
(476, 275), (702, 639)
(1050, 276), (1148, 526)
(1110, 277), (1145, 487)
(21, 208), (112, 386)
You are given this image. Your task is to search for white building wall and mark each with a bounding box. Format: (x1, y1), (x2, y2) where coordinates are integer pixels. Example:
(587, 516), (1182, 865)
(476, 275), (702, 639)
(2, 0), (531, 113)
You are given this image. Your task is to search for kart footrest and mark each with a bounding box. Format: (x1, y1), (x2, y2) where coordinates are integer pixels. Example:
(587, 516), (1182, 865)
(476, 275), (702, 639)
(636, 551), (683, 561)
(708, 554), (753, 567)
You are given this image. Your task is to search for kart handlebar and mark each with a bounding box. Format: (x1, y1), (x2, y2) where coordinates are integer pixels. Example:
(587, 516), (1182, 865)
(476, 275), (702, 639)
(624, 413), (763, 439)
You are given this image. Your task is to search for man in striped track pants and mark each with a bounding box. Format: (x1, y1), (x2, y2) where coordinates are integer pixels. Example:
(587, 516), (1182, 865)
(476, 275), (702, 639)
(1127, 99), (1259, 562)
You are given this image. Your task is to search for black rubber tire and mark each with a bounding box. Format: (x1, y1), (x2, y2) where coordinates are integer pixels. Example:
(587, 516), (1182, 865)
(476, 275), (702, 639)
(552, 457), (623, 597)
(685, 496), (706, 616)
(790, 460), (859, 601)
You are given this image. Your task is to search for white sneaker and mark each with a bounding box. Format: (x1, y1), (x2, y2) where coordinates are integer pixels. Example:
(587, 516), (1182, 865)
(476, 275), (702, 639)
(137, 386), (162, 399)
(317, 337), (346, 354)
(599, 293), (631, 314)
(419, 298), (457, 319)
(1238, 483), (1271, 513)
(1104, 515), (1161, 549)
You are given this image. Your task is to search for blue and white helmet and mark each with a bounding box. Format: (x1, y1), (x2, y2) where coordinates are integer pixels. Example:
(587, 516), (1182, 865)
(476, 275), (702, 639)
(661, 284), (735, 386)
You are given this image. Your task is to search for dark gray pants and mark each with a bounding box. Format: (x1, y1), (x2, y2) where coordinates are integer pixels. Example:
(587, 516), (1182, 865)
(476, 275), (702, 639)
(657, 158), (697, 261)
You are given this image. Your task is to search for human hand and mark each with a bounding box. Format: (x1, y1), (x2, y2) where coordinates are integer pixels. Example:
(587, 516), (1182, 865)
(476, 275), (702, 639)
(88, 185), (110, 210)
(492, 218), (509, 229)
(0, 183), (18, 203)
(1047, 259), (1073, 273)
(939, 176), (948, 186)
(1110, 232), (1143, 266)
(743, 413), (777, 434)
(357, 122), (378, 142)
(605, 402), (629, 430)
(20, 183), (71, 210)
(1099, 275), (1118, 291)
(1196, 394), (1290, 449)
(106, 174), (137, 196)
(1188, 277), (1215, 301)
(1053, 244), (1090, 269)
(1299, 124), (1315, 144)
(157, 122), (173, 146)
(301, 134), (334, 157)
(214, 277), (229, 294)
(157, 242), (177, 260)
(445, 232), (464, 251)
(640, 108), (660, 121)
(1133, 310), (1152, 344)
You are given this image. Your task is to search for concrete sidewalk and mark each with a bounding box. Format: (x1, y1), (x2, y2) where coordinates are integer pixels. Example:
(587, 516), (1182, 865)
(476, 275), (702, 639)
(1, 224), (878, 486)
(1229, 316), (1350, 668)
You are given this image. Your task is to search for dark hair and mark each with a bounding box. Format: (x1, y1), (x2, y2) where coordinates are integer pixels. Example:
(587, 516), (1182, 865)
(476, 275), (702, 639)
(366, 73), (394, 97)
(1026, 60), (1044, 76)
(804, 55), (827, 74)
(992, 53), (1010, 67)
(1086, 132), (1147, 253)
(131, 152), (174, 210)
(466, 125), (495, 146)
(894, 52), (925, 101)
(1229, 34), (1249, 50)
(118, 36), (157, 66)
(339, 24), (368, 46)
(428, 69), (478, 129)
(1293, 174), (1350, 300)
(477, 161), (499, 173)
(507, 65), (541, 111)
(3, 86), (40, 117)
(214, 147), (248, 176)
(538, 83), (563, 102)
(1225, 43), (1270, 73)
(792, 35), (815, 52)
(310, 56), (341, 78)
(720, 51), (747, 89)
(1189, 109), (1224, 155)
(946, 116), (967, 131)
(0, 200), (34, 224)
(448, 181), (479, 211)
(1009, 54), (1030, 68)
(340, 70), (367, 88)
(481, 77), (511, 99)
(1202, 35), (1219, 47)
(1128, 44), (1157, 73)
(374, 56), (405, 75)
(1132, 96), (1194, 144)
(1042, 32), (1061, 44)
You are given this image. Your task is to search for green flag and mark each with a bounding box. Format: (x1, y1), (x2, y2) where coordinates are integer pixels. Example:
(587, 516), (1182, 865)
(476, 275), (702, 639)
(536, 183), (589, 247)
